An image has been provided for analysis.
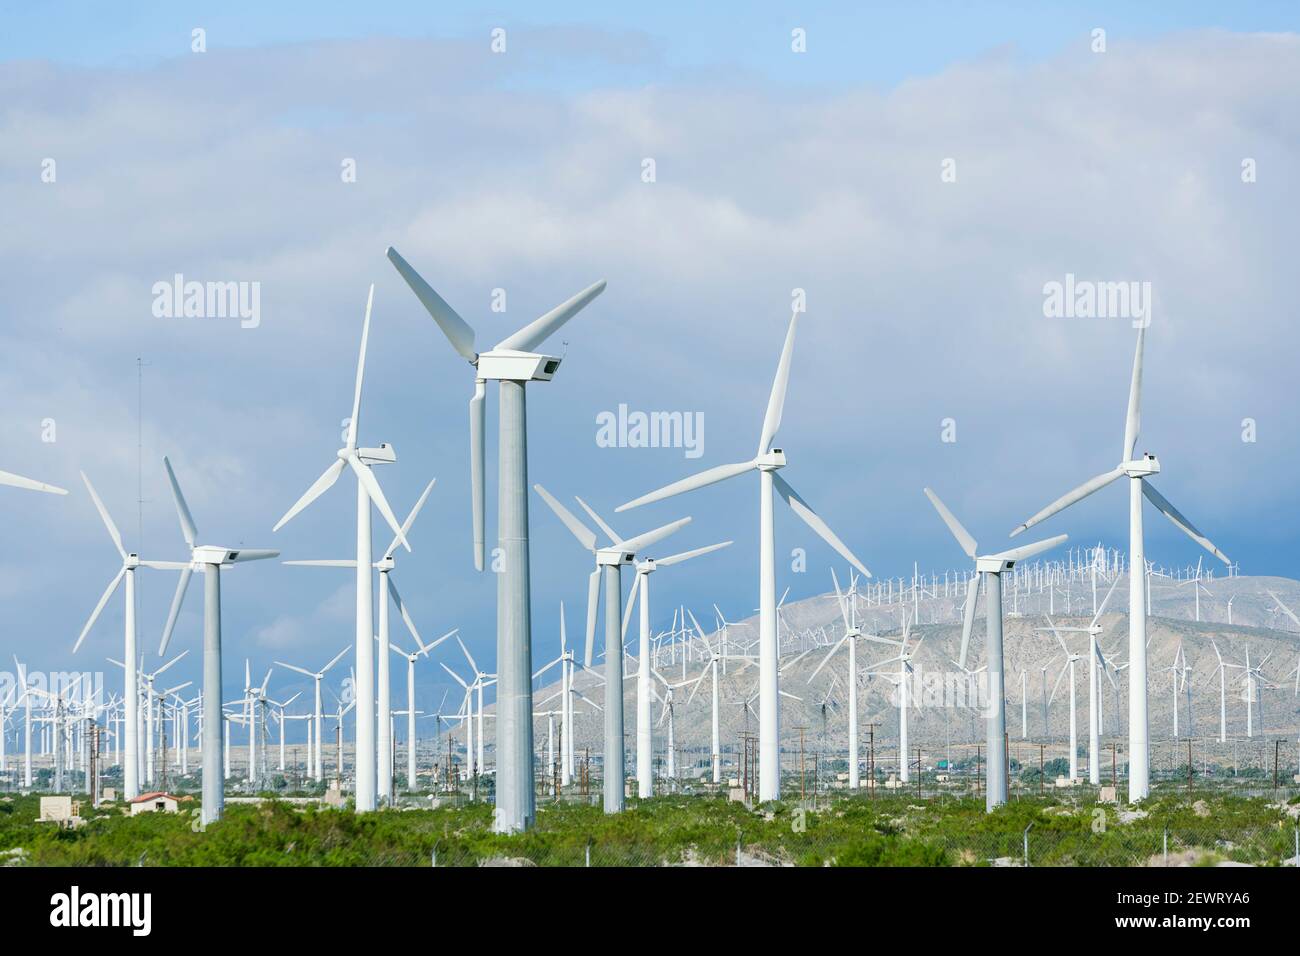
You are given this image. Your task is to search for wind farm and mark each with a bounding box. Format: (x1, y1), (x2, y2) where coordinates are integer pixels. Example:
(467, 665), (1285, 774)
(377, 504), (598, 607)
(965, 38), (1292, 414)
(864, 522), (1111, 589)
(5, 6), (1300, 895)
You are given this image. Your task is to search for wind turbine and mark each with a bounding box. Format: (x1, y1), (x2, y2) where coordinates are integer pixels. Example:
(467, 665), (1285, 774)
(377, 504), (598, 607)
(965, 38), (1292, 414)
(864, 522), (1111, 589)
(388, 246), (605, 834)
(620, 540), (731, 798)
(533, 485), (689, 812)
(72, 472), (188, 800)
(1042, 618), (1082, 781)
(156, 456), (278, 825)
(923, 487), (1066, 809)
(1210, 639), (1243, 743)
(617, 314), (870, 801)
(1039, 574), (1121, 785)
(283, 477), (436, 804)
(389, 627), (459, 792)
(682, 610), (732, 784)
(272, 646), (349, 782)
(866, 612), (922, 784)
(807, 570), (901, 790)
(272, 286), (412, 813)
(1010, 325), (1231, 802)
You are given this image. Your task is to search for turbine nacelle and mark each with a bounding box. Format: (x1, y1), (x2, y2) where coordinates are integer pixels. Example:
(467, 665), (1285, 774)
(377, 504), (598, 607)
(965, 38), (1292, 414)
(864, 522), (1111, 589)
(1123, 453), (1160, 478)
(755, 449), (786, 470)
(476, 349), (562, 383)
(342, 443), (396, 466)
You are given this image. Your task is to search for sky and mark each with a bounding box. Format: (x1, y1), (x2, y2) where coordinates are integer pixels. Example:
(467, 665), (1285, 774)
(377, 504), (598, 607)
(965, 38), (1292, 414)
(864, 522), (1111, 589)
(2, 3), (1298, 718)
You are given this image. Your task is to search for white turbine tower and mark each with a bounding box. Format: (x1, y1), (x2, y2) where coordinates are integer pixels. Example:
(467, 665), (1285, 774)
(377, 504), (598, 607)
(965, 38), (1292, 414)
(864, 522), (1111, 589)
(388, 247), (605, 834)
(867, 612), (922, 783)
(808, 570), (901, 791)
(1209, 639), (1243, 744)
(621, 540), (731, 798)
(72, 472), (188, 801)
(532, 485), (688, 812)
(1011, 325), (1231, 802)
(617, 314), (870, 801)
(272, 646), (348, 782)
(923, 487), (1066, 809)
(1039, 574), (1122, 785)
(271, 286), (412, 813)
(283, 478), (436, 803)
(156, 456), (279, 825)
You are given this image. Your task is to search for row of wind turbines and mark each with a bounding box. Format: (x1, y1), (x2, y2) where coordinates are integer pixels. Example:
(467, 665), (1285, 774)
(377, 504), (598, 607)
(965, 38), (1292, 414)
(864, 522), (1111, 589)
(3, 248), (1239, 828)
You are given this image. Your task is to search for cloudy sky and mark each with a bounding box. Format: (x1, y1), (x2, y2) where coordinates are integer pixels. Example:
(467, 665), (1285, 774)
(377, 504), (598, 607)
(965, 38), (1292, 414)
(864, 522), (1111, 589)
(3, 3), (1298, 713)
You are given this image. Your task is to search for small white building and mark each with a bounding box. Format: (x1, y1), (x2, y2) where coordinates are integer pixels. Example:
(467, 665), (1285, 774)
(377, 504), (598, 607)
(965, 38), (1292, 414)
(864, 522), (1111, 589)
(37, 796), (80, 824)
(129, 792), (182, 815)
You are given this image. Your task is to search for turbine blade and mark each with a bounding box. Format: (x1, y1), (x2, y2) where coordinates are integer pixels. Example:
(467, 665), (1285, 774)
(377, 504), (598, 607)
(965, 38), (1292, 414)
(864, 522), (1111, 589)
(757, 314), (799, 455)
(0, 468), (67, 495)
(1141, 481), (1230, 565)
(533, 484), (597, 551)
(617, 516), (691, 556)
(958, 573), (980, 670)
(73, 567), (126, 653)
(584, 569), (601, 668)
(654, 540), (732, 568)
(227, 549), (279, 563)
(574, 496), (621, 545)
(808, 634), (847, 683)
(274, 661), (315, 678)
(1010, 467), (1124, 537)
(158, 566), (193, 656)
(616, 460), (756, 512)
(273, 459), (346, 532)
(923, 488), (978, 558)
(1049, 659), (1069, 704)
(162, 456), (198, 548)
(1268, 590), (1300, 629)
(80, 472), (125, 558)
(620, 572), (640, 642)
(348, 454), (410, 552)
(772, 473), (870, 577)
(495, 280), (607, 353)
(831, 567), (850, 631)
(987, 533), (1068, 565)
(470, 382), (485, 571)
(1122, 325), (1145, 461)
(387, 478), (436, 559)
(388, 577), (422, 647)
(386, 247), (478, 362)
(1092, 572), (1122, 627)
(320, 646), (350, 674)
(346, 284), (374, 451)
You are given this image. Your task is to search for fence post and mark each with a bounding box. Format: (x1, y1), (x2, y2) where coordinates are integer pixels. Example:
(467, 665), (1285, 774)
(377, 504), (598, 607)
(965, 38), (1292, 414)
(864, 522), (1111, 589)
(735, 830), (742, 866)
(1023, 822), (1033, 868)
(585, 838), (592, 868)
(431, 840), (439, 868)
(1163, 827), (1168, 867)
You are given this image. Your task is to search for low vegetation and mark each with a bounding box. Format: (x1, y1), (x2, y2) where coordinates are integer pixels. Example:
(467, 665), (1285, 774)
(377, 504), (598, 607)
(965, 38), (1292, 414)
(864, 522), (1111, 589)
(1, 791), (1295, 866)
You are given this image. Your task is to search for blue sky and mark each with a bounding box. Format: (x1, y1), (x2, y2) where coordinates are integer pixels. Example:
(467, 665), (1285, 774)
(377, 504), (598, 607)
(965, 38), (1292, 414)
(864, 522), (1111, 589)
(2, 4), (1298, 720)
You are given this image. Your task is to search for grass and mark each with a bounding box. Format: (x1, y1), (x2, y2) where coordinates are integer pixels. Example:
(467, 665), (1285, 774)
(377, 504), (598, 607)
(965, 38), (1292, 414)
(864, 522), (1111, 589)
(1, 791), (1295, 867)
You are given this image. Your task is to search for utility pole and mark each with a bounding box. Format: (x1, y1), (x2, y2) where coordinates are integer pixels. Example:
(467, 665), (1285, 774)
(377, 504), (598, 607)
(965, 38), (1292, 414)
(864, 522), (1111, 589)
(1187, 738), (1193, 795)
(976, 744), (982, 796)
(1039, 743), (1044, 795)
(794, 727), (808, 807)
(865, 723), (879, 798)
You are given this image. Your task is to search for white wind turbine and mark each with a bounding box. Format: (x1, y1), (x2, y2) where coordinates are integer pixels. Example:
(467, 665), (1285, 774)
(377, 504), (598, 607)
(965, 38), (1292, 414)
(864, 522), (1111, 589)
(1010, 325), (1231, 802)
(923, 487), (1066, 809)
(1042, 618), (1082, 781)
(388, 246), (605, 834)
(617, 314), (870, 801)
(283, 477), (436, 804)
(72, 472), (189, 801)
(533, 485), (689, 812)
(1038, 573), (1122, 785)
(272, 646), (349, 782)
(156, 455), (279, 824)
(866, 612), (923, 783)
(389, 627), (459, 791)
(682, 609), (731, 784)
(272, 286), (412, 813)
(807, 570), (902, 791)
(1209, 639), (1244, 744)
(620, 540), (731, 798)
